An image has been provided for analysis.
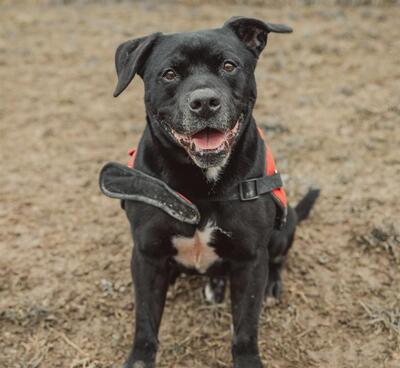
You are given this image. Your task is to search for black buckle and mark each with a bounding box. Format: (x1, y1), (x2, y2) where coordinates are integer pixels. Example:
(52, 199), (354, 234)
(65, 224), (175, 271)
(239, 178), (259, 201)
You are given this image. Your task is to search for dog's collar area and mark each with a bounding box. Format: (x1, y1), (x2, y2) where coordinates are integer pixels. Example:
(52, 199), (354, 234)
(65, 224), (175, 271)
(99, 128), (287, 228)
(189, 173), (282, 202)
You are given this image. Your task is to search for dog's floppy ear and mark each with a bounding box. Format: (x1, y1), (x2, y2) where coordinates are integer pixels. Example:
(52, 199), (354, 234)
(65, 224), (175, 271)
(223, 17), (292, 58)
(113, 32), (161, 97)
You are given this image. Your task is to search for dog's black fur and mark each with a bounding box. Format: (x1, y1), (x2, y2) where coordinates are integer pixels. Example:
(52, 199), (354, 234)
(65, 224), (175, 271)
(109, 17), (319, 368)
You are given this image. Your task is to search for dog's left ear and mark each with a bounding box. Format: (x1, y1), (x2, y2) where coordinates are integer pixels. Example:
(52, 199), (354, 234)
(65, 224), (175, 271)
(113, 32), (161, 97)
(223, 17), (292, 58)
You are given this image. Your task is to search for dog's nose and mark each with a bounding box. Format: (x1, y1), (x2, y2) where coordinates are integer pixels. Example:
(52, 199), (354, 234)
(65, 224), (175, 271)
(188, 89), (221, 117)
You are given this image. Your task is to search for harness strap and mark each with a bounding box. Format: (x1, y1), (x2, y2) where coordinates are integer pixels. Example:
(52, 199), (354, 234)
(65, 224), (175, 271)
(193, 173), (283, 202)
(99, 162), (201, 225)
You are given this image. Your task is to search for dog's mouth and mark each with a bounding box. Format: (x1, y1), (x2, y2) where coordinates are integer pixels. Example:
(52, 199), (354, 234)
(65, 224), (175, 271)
(171, 119), (241, 156)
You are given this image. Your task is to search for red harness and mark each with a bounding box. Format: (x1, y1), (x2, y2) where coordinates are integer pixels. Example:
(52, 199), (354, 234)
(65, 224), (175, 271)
(257, 127), (287, 209)
(127, 127), (287, 210)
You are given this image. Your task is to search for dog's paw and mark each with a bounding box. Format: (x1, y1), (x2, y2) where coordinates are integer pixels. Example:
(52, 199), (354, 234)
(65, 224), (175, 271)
(123, 348), (156, 368)
(204, 277), (226, 304)
(265, 276), (283, 305)
(132, 362), (146, 368)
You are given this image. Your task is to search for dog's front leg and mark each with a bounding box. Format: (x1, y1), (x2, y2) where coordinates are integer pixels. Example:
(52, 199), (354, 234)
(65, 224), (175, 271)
(124, 246), (170, 368)
(230, 247), (269, 368)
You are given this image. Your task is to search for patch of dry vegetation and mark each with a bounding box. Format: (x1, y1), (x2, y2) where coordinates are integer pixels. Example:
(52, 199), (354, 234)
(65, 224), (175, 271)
(355, 221), (400, 262)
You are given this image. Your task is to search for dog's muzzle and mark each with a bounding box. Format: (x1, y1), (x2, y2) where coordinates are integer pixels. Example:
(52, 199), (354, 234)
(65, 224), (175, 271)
(172, 121), (239, 153)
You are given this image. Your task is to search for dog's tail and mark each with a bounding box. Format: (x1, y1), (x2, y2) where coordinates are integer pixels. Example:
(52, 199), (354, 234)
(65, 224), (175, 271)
(295, 188), (320, 223)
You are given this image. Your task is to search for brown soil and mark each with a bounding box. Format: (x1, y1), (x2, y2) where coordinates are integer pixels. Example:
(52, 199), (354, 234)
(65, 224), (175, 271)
(1, 1), (399, 368)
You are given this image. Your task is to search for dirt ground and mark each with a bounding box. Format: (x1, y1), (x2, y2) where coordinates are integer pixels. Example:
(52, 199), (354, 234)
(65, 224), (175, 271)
(1, 1), (399, 367)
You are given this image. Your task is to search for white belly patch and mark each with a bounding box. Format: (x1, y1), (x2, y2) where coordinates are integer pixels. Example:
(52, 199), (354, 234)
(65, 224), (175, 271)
(172, 222), (226, 273)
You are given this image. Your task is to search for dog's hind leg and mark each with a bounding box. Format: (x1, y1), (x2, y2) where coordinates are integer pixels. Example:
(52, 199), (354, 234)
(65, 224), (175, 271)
(204, 277), (226, 304)
(265, 244), (293, 302)
(265, 235), (295, 302)
(265, 206), (297, 302)
(265, 188), (320, 302)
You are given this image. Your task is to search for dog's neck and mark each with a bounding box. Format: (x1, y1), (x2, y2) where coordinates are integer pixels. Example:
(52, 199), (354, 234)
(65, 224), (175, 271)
(137, 115), (266, 198)
(204, 163), (227, 183)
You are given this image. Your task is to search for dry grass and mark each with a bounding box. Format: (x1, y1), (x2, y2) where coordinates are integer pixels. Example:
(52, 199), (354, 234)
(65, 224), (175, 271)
(360, 302), (400, 336)
(355, 221), (400, 262)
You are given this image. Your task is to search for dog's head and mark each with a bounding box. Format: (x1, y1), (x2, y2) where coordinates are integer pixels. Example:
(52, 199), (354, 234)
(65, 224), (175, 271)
(113, 17), (292, 170)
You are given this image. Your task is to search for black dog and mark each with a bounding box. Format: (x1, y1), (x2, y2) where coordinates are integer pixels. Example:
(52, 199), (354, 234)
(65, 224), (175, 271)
(100, 17), (320, 368)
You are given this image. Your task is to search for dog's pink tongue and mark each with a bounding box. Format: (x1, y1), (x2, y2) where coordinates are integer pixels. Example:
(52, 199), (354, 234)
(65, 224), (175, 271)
(192, 129), (225, 150)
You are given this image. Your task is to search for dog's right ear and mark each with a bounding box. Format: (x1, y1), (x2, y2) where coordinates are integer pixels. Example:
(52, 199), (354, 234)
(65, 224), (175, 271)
(113, 32), (161, 97)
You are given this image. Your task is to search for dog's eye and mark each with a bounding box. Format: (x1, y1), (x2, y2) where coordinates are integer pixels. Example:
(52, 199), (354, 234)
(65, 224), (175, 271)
(162, 69), (177, 81)
(223, 61), (237, 73)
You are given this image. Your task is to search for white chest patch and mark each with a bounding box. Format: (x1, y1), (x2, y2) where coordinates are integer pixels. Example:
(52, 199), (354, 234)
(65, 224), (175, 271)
(205, 156), (229, 182)
(205, 166), (222, 182)
(172, 221), (224, 273)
